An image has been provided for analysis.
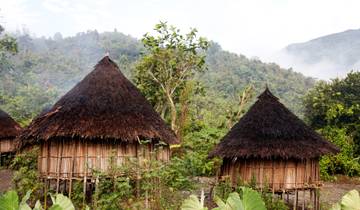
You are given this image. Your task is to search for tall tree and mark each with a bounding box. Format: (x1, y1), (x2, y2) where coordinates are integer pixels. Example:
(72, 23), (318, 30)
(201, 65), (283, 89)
(134, 22), (209, 135)
(304, 71), (360, 176)
(0, 24), (18, 74)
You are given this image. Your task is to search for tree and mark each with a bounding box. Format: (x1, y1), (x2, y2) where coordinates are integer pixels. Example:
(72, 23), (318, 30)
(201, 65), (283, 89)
(134, 22), (209, 135)
(0, 24), (18, 74)
(304, 71), (360, 177)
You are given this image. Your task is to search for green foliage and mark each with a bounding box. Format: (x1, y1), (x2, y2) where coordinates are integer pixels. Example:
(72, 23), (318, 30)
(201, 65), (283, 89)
(10, 147), (43, 203)
(1, 26), (314, 126)
(261, 193), (288, 210)
(0, 24), (18, 74)
(319, 127), (360, 179)
(330, 189), (360, 210)
(181, 124), (225, 176)
(204, 42), (315, 117)
(0, 190), (20, 210)
(181, 194), (208, 210)
(213, 179), (233, 201)
(182, 188), (266, 210)
(0, 190), (77, 210)
(134, 21), (209, 133)
(304, 72), (360, 177)
(91, 150), (189, 209)
(49, 194), (75, 210)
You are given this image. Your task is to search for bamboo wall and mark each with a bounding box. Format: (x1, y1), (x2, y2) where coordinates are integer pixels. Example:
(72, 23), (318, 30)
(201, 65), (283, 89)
(38, 139), (170, 179)
(0, 139), (15, 153)
(220, 158), (320, 191)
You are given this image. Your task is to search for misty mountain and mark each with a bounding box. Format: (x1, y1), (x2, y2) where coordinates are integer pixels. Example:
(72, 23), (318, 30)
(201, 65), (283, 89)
(1, 30), (315, 123)
(282, 28), (360, 79)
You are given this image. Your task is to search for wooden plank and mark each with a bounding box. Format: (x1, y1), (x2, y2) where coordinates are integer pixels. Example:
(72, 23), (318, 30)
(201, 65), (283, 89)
(56, 140), (64, 193)
(68, 141), (77, 199)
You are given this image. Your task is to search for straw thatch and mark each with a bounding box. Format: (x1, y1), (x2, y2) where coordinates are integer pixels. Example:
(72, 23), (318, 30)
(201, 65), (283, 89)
(209, 88), (339, 160)
(18, 56), (178, 147)
(0, 109), (21, 140)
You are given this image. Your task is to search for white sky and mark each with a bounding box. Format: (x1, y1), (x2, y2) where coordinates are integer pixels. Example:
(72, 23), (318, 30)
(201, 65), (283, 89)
(1, 0), (360, 62)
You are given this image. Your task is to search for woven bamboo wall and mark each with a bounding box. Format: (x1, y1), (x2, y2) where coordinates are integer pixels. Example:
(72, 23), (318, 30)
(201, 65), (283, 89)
(0, 139), (15, 153)
(220, 158), (320, 191)
(38, 139), (170, 179)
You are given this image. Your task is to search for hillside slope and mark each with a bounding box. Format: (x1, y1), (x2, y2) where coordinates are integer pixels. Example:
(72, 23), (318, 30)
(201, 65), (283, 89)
(1, 31), (315, 123)
(283, 28), (360, 79)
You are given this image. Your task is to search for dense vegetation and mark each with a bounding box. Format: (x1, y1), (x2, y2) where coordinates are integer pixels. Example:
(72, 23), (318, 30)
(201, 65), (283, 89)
(0, 25), (315, 125)
(303, 71), (360, 178)
(1, 22), (360, 209)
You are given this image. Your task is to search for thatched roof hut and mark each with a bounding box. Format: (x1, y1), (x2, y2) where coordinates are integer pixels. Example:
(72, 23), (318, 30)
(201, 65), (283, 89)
(18, 56), (178, 182)
(0, 109), (21, 154)
(210, 88), (338, 209)
(210, 88), (338, 159)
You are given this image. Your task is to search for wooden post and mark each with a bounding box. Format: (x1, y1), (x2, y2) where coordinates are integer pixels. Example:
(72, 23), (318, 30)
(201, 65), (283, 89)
(56, 140), (64, 193)
(286, 191), (289, 203)
(271, 161), (275, 198)
(69, 141), (77, 199)
(293, 161), (298, 210)
(302, 189), (305, 210)
(44, 179), (48, 210)
(83, 140), (88, 205)
(313, 189), (316, 210)
(302, 160), (306, 210)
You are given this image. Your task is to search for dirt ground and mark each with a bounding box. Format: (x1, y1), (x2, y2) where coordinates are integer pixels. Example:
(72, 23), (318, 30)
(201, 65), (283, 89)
(0, 169), (14, 193)
(1, 170), (359, 207)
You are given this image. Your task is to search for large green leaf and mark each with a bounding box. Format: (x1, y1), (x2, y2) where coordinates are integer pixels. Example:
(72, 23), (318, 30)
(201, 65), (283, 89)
(330, 203), (341, 210)
(0, 190), (19, 210)
(19, 191), (32, 210)
(213, 193), (244, 210)
(341, 190), (360, 210)
(330, 189), (360, 210)
(33, 201), (43, 210)
(181, 195), (208, 210)
(49, 194), (75, 210)
(240, 187), (266, 210)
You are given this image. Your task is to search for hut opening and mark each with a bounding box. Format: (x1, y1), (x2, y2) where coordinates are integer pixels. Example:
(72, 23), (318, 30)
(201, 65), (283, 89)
(209, 88), (339, 210)
(0, 109), (21, 166)
(18, 56), (178, 196)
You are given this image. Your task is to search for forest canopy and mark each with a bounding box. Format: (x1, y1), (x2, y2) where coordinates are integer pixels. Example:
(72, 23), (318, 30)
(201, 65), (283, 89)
(0, 27), (315, 126)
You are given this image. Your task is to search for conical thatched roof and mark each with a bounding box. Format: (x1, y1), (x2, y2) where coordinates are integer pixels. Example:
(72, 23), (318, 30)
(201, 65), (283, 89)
(0, 109), (21, 140)
(209, 88), (339, 160)
(18, 56), (178, 148)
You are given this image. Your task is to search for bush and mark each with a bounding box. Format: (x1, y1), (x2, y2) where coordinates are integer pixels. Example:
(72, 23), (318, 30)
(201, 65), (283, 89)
(10, 147), (43, 204)
(319, 127), (360, 179)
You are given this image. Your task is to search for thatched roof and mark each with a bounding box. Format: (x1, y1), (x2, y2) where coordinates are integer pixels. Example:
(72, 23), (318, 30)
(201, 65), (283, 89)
(0, 109), (21, 140)
(18, 56), (178, 147)
(209, 88), (339, 160)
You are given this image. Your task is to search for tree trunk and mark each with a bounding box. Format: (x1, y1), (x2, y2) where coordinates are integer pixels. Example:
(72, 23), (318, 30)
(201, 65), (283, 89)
(166, 90), (178, 136)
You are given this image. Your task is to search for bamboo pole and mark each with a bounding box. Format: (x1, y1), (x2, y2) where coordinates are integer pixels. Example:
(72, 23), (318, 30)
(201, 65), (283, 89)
(68, 141), (76, 199)
(44, 179), (49, 210)
(56, 140), (64, 193)
(83, 140), (88, 206)
(272, 161), (275, 198)
(293, 162), (298, 210)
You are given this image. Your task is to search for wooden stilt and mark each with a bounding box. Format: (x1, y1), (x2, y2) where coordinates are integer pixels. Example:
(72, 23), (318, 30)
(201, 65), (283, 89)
(302, 189), (305, 210)
(56, 140), (64, 194)
(44, 179), (48, 210)
(83, 140), (88, 205)
(69, 141), (77, 199)
(287, 191), (289, 203)
(271, 161), (275, 200)
(296, 190), (299, 209)
(313, 189), (317, 210)
(293, 190), (297, 210)
(94, 176), (99, 209)
(316, 189), (320, 210)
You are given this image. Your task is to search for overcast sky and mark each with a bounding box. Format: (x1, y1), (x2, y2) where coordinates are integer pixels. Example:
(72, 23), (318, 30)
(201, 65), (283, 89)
(1, 0), (360, 60)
